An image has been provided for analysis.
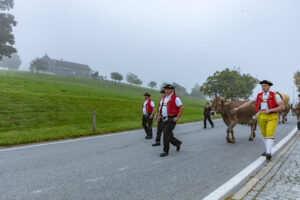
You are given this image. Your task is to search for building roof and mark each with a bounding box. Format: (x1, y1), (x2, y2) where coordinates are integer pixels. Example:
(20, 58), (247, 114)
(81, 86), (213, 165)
(42, 55), (91, 71)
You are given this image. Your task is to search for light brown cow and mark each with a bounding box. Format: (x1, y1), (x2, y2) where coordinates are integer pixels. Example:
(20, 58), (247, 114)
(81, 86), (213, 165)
(211, 97), (257, 143)
(278, 104), (290, 124)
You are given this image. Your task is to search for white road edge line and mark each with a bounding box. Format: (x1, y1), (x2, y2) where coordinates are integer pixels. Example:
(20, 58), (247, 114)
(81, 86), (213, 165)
(0, 119), (222, 153)
(202, 126), (298, 200)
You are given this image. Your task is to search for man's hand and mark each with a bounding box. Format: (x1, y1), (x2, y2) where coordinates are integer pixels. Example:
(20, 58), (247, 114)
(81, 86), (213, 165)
(264, 109), (271, 114)
(157, 116), (160, 121)
(231, 107), (239, 113)
(173, 117), (179, 123)
(149, 114), (153, 119)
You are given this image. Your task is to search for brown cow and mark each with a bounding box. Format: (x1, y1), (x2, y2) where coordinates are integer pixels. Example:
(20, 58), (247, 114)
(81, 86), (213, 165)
(211, 97), (257, 143)
(278, 104), (290, 124)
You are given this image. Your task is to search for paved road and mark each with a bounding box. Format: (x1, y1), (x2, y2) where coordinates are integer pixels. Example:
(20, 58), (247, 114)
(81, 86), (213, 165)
(0, 114), (297, 200)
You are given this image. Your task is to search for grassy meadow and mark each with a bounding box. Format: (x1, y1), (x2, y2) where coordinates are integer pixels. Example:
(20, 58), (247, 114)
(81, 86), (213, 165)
(0, 71), (211, 146)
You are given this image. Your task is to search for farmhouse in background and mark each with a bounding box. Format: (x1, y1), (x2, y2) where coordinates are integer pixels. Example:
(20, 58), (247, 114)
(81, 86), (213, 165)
(40, 54), (91, 77)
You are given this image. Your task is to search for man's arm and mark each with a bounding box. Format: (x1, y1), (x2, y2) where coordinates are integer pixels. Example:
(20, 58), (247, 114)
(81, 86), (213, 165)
(231, 100), (256, 113)
(264, 101), (285, 114)
(173, 105), (183, 123)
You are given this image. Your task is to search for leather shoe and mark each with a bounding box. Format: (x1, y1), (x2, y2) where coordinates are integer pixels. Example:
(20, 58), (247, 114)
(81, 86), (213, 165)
(176, 141), (182, 151)
(152, 142), (160, 146)
(266, 153), (272, 160)
(145, 135), (152, 139)
(261, 152), (266, 156)
(160, 152), (168, 157)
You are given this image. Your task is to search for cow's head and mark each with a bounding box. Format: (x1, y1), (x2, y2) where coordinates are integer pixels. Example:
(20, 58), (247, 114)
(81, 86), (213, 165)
(211, 97), (231, 114)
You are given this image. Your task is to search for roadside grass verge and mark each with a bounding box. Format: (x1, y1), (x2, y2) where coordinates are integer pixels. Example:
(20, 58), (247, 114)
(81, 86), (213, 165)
(0, 71), (215, 146)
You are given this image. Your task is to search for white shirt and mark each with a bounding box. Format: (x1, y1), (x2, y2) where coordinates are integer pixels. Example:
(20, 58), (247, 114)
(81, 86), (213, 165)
(143, 99), (155, 114)
(254, 91), (282, 110)
(158, 99), (163, 113)
(161, 93), (183, 117)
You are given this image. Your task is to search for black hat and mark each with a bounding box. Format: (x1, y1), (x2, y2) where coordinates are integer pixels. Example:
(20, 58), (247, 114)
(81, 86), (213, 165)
(144, 92), (151, 96)
(259, 80), (273, 86)
(163, 84), (175, 89)
(160, 89), (165, 93)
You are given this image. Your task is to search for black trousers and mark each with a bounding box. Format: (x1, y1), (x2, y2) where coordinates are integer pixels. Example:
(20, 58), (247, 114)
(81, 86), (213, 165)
(163, 118), (181, 153)
(204, 115), (214, 128)
(155, 118), (163, 143)
(142, 115), (153, 137)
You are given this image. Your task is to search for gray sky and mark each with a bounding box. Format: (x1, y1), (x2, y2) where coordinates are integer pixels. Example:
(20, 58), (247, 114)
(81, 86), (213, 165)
(11, 0), (300, 99)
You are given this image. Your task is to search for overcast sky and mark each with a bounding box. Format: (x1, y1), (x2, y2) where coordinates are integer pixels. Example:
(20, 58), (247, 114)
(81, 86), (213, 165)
(11, 0), (300, 99)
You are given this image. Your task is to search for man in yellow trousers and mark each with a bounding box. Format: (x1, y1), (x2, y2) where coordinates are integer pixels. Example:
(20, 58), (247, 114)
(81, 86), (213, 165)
(232, 80), (285, 160)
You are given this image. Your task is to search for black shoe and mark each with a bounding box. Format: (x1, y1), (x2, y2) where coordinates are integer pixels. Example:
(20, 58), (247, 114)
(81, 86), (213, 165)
(203, 127), (207, 129)
(145, 135), (152, 139)
(176, 141), (182, 151)
(211, 124), (214, 128)
(152, 142), (160, 146)
(160, 152), (168, 157)
(261, 152), (266, 156)
(266, 154), (272, 160)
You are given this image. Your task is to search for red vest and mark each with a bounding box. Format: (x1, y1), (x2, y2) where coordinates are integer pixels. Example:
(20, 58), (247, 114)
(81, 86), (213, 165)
(144, 99), (153, 113)
(255, 91), (278, 113)
(160, 94), (180, 116)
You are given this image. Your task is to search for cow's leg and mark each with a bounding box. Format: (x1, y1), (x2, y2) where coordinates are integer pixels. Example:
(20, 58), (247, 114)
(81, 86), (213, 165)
(282, 114), (285, 124)
(249, 121), (255, 141)
(226, 128), (232, 143)
(278, 114), (281, 124)
(228, 122), (236, 143)
(231, 129), (236, 143)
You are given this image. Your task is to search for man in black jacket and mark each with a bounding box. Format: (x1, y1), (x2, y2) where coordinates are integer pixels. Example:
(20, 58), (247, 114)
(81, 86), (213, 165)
(203, 102), (214, 128)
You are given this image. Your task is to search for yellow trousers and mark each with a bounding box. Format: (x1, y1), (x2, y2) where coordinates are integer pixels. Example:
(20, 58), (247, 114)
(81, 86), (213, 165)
(257, 112), (278, 138)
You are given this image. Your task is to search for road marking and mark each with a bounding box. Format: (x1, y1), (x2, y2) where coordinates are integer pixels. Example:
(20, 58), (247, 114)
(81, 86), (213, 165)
(202, 126), (298, 200)
(0, 120), (221, 153)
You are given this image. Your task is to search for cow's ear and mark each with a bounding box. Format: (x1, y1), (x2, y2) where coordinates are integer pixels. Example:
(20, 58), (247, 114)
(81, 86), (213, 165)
(224, 99), (231, 105)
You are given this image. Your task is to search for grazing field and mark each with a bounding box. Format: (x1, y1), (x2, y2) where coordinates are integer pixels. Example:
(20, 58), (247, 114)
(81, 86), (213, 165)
(0, 71), (211, 146)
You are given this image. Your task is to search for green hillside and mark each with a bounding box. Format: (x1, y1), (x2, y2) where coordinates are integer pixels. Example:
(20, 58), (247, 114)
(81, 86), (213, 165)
(0, 71), (209, 146)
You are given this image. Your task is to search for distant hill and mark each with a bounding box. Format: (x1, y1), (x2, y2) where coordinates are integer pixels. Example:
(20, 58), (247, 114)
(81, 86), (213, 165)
(0, 71), (208, 146)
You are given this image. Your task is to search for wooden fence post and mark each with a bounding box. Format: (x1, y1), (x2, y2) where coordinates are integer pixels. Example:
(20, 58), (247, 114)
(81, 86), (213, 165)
(93, 110), (96, 131)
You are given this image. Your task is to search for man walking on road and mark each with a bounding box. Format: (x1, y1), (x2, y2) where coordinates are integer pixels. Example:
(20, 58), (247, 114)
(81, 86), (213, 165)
(232, 80), (285, 160)
(158, 84), (184, 157)
(152, 89), (166, 146)
(142, 93), (155, 139)
(203, 102), (214, 128)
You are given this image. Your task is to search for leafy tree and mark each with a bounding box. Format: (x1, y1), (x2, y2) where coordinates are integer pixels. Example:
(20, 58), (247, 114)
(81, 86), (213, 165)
(200, 68), (258, 100)
(0, 53), (21, 70)
(91, 71), (99, 80)
(190, 83), (206, 99)
(294, 71), (300, 92)
(0, 0), (17, 60)
(148, 81), (157, 88)
(126, 73), (142, 86)
(29, 58), (48, 74)
(111, 72), (123, 82)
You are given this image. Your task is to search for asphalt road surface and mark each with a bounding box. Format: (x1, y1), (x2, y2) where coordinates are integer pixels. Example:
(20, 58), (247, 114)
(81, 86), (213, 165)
(0, 114), (297, 200)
